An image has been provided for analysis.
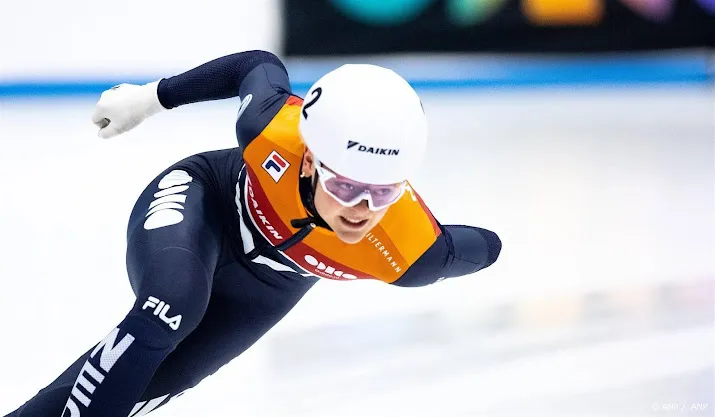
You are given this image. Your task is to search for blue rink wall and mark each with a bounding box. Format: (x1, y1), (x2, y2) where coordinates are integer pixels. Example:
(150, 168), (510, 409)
(0, 52), (713, 97)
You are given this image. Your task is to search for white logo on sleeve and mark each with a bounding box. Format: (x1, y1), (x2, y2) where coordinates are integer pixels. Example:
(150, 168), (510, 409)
(144, 170), (193, 230)
(142, 296), (182, 330)
(236, 94), (253, 122)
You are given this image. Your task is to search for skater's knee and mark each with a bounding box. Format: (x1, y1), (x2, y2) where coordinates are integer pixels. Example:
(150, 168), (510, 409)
(130, 246), (212, 344)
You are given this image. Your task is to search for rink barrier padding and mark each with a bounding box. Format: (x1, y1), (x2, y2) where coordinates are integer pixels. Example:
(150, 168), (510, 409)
(1, 53), (712, 98)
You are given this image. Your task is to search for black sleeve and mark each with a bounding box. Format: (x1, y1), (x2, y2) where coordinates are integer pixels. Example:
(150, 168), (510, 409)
(391, 225), (502, 287)
(156, 50), (293, 150)
(156, 50), (290, 108)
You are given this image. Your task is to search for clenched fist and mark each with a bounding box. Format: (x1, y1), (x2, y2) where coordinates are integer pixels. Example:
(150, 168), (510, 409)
(91, 81), (165, 139)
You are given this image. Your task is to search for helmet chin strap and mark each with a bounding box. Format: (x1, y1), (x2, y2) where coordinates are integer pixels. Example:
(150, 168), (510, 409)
(292, 173), (332, 230)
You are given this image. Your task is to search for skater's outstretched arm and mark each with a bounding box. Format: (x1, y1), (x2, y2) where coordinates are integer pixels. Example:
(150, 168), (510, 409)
(156, 50), (289, 109)
(391, 224), (501, 287)
(92, 50), (292, 145)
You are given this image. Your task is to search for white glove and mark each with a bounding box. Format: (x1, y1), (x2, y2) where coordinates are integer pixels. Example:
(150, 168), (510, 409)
(91, 81), (165, 139)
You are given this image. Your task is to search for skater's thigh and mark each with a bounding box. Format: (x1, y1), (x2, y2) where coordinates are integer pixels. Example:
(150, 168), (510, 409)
(126, 166), (221, 297)
(138, 262), (318, 404)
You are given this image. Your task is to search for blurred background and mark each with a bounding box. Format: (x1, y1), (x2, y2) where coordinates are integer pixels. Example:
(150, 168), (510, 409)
(0, 1), (713, 416)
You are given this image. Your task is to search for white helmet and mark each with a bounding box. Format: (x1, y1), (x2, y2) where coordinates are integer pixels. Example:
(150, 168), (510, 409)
(298, 64), (428, 185)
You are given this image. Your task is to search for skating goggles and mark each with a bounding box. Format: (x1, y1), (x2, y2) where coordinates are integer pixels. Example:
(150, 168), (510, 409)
(314, 159), (406, 211)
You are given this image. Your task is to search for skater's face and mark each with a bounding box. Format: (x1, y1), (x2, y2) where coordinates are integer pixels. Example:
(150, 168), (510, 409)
(302, 150), (389, 244)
